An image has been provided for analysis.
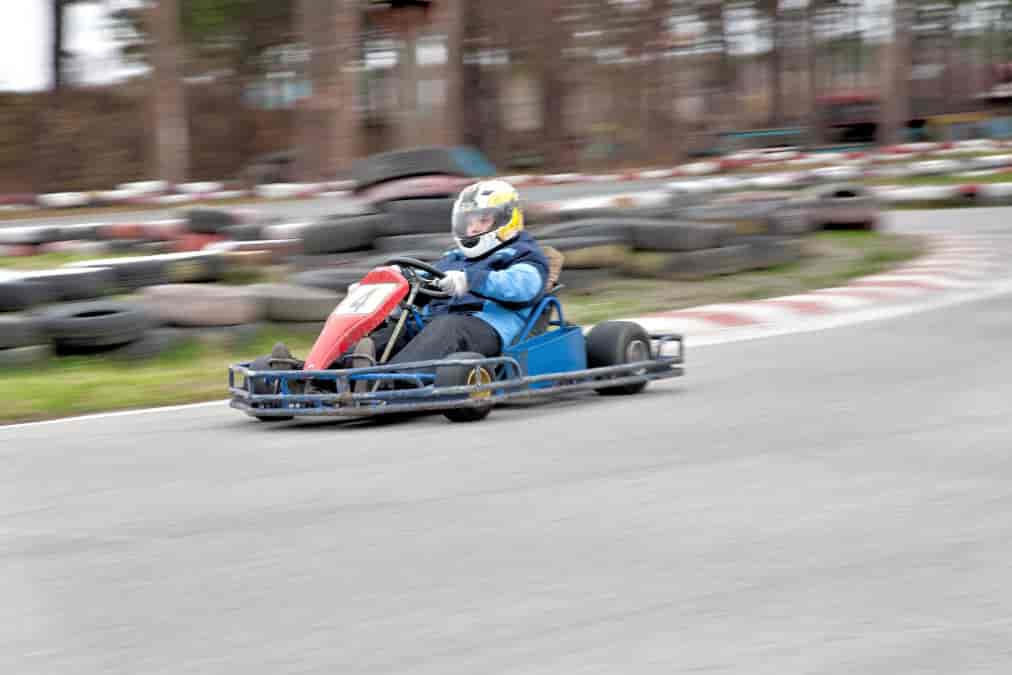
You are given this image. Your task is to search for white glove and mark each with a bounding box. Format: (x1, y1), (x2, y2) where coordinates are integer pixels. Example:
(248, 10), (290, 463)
(437, 270), (468, 297)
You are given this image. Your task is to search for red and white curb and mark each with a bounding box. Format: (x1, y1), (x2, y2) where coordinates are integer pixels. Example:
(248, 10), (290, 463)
(617, 234), (999, 342)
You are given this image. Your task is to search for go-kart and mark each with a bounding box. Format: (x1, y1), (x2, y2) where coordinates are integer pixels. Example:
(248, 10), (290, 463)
(228, 253), (684, 423)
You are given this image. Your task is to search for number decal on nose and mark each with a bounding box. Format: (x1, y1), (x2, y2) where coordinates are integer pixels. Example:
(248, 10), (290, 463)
(333, 283), (397, 316)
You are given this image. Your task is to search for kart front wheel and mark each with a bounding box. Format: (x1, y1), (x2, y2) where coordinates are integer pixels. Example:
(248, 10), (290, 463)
(249, 348), (298, 422)
(586, 321), (651, 396)
(436, 351), (494, 423)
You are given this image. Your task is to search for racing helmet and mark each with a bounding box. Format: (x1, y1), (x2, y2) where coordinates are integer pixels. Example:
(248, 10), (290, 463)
(451, 179), (524, 259)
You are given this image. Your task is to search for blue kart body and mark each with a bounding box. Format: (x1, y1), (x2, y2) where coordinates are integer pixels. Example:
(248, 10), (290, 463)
(228, 291), (684, 421)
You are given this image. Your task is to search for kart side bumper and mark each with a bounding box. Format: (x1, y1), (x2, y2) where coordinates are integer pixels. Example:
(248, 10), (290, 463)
(229, 334), (684, 419)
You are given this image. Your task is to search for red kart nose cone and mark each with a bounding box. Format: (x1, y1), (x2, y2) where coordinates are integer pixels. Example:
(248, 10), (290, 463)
(303, 267), (410, 371)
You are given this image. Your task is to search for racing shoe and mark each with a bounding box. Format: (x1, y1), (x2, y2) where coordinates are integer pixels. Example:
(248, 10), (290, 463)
(269, 341), (294, 365)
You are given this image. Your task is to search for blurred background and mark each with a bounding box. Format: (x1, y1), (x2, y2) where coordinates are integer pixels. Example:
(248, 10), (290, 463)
(3, 0), (1012, 195)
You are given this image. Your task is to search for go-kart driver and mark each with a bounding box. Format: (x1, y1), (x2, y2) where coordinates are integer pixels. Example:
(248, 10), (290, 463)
(271, 179), (552, 370)
(360, 178), (552, 366)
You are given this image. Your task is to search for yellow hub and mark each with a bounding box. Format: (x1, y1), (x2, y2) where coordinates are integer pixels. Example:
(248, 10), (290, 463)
(466, 367), (493, 400)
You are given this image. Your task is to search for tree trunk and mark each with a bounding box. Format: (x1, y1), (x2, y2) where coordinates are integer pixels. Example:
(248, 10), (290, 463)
(879, 0), (912, 146)
(52, 0), (65, 92)
(296, 0), (359, 181)
(769, 1), (783, 127)
(533, 0), (567, 169)
(147, 0), (189, 183)
(806, 0), (821, 145)
(436, 0), (466, 147)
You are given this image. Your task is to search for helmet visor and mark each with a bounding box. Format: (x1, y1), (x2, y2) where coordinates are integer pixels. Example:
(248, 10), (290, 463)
(452, 205), (508, 243)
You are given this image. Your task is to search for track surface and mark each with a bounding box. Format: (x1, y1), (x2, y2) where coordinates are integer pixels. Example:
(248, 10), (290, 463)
(3, 210), (1012, 674)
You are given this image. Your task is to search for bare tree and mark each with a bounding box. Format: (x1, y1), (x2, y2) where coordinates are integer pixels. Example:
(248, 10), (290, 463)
(879, 0), (912, 145)
(147, 0), (189, 183)
(296, 0), (360, 180)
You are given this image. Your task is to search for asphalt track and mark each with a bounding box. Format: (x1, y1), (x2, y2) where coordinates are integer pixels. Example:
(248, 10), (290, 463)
(3, 210), (1012, 674)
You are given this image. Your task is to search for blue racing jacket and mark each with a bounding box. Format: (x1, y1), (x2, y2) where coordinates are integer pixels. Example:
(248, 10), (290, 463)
(420, 231), (551, 347)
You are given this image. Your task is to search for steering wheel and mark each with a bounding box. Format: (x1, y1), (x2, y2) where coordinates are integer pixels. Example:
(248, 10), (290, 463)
(384, 256), (451, 298)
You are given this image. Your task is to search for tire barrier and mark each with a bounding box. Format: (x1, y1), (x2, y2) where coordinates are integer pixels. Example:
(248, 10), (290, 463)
(301, 214), (386, 255)
(557, 267), (617, 293)
(0, 225), (61, 246)
(0, 277), (55, 312)
(0, 313), (42, 350)
(249, 283), (343, 323)
(180, 322), (264, 348)
(37, 300), (154, 354)
(185, 207), (243, 235)
(630, 219), (735, 252)
(222, 223), (264, 242)
(289, 267), (371, 294)
(377, 198), (456, 236)
(104, 327), (187, 362)
(621, 236), (803, 281)
(538, 237), (631, 270)
(373, 233), (455, 255)
(807, 187), (880, 230)
(18, 267), (117, 302)
(139, 284), (264, 327)
(0, 344), (53, 369)
(350, 146), (496, 191)
(65, 251), (226, 289)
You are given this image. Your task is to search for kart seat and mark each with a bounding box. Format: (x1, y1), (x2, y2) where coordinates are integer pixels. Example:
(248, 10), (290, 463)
(521, 245), (565, 342)
(543, 245), (564, 292)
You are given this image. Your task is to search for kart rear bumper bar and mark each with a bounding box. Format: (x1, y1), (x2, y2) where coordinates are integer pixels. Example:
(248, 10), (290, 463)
(229, 333), (684, 418)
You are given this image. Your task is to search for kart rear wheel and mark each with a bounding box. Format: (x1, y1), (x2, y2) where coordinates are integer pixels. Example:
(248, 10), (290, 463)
(436, 351), (494, 423)
(586, 321), (651, 395)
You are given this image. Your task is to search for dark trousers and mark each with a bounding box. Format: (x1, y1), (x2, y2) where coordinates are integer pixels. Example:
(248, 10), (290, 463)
(371, 313), (502, 365)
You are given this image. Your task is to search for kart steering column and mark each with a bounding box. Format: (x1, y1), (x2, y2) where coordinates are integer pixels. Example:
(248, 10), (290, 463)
(378, 282), (421, 365)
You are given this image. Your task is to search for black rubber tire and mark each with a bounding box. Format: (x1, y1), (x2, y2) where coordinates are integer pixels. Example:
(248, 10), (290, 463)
(162, 252), (228, 284)
(735, 236), (804, 270)
(301, 214), (384, 254)
(55, 223), (103, 241)
(0, 279), (55, 312)
(106, 328), (186, 361)
(350, 146), (495, 190)
(377, 198), (456, 236)
(435, 351), (495, 422)
(0, 225), (61, 246)
(557, 267), (615, 293)
(537, 237), (630, 270)
(630, 220), (734, 252)
(181, 322), (263, 348)
(585, 321), (652, 395)
(286, 252), (364, 271)
(223, 223), (264, 241)
(290, 268), (370, 294)
(140, 284), (264, 327)
(20, 267), (117, 302)
(0, 344), (52, 369)
(373, 233), (455, 254)
(38, 300), (154, 354)
(532, 218), (633, 241)
(0, 313), (42, 349)
(248, 351), (300, 422)
(250, 283), (343, 323)
(185, 208), (241, 235)
(67, 257), (170, 291)
(629, 245), (753, 280)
